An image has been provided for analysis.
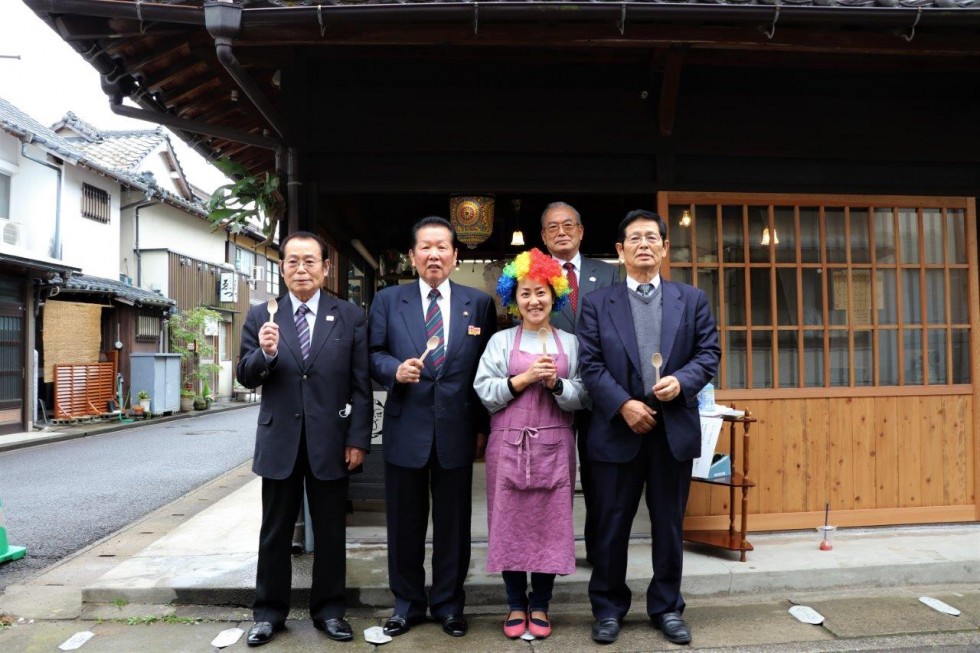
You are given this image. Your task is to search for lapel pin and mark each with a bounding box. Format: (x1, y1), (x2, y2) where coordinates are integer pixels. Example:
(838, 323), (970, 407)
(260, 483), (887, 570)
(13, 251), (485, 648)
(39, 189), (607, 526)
(326, 315), (335, 321)
(589, 276), (596, 282)
(468, 325), (481, 336)
(463, 311), (470, 317)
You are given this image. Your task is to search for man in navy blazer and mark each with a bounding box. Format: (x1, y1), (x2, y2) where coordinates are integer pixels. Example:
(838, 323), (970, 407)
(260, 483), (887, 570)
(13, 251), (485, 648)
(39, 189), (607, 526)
(237, 231), (372, 646)
(577, 210), (720, 646)
(539, 201), (619, 565)
(368, 217), (496, 638)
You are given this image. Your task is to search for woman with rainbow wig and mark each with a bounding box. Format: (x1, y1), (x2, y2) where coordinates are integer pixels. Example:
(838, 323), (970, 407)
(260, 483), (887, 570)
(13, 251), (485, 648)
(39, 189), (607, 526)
(474, 248), (591, 640)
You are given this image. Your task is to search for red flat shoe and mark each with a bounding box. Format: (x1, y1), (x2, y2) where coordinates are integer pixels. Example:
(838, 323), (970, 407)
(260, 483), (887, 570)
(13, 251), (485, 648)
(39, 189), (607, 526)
(528, 611), (551, 638)
(502, 611), (527, 639)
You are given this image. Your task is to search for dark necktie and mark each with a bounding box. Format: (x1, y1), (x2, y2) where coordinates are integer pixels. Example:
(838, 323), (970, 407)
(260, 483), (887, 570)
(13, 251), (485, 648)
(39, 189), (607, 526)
(295, 304), (311, 361)
(637, 283), (654, 297)
(425, 289), (446, 373)
(564, 262), (579, 315)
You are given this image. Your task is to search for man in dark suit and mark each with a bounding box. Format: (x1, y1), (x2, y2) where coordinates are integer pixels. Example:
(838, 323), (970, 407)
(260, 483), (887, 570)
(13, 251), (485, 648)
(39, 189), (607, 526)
(237, 231), (372, 646)
(540, 201), (618, 566)
(577, 210), (720, 646)
(368, 216), (496, 638)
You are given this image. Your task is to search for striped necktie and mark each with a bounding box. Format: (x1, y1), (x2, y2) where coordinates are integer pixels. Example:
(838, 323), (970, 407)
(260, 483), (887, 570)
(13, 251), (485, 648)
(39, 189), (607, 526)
(425, 289), (445, 373)
(295, 304), (311, 361)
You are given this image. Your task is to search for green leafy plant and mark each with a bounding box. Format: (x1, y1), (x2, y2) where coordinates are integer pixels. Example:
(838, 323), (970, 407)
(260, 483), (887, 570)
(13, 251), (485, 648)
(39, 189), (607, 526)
(170, 306), (223, 397)
(206, 157), (284, 246)
(136, 390), (150, 401)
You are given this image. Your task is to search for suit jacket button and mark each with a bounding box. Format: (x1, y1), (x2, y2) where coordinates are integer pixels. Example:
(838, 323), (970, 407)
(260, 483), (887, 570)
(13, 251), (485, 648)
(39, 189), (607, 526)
(295, 413), (301, 418)
(303, 374), (308, 380)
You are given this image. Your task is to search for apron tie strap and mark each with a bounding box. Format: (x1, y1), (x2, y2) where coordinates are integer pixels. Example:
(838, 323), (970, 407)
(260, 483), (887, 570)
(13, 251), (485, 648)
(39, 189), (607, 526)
(509, 427), (539, 485)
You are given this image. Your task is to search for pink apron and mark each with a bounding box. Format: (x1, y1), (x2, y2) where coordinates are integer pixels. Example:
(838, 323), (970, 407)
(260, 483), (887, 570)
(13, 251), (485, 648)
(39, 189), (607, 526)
(485, 326), (576, 575)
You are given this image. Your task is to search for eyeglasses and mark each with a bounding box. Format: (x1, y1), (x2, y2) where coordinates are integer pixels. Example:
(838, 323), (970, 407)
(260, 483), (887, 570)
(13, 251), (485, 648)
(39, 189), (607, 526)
(623, 233), (663, 246)
(544, 221), (581, 235)
(283, 258), (323, 271)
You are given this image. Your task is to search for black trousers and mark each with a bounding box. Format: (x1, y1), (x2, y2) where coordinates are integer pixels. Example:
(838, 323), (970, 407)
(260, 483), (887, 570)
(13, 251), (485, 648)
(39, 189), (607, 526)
(587, 427), (693, 621)
(384, 449), (473, 619)
(253, 435), (349, 625)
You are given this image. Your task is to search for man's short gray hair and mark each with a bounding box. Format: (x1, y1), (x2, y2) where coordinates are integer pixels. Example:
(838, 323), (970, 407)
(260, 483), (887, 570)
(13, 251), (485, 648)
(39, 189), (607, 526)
(540, 201), (582, 228)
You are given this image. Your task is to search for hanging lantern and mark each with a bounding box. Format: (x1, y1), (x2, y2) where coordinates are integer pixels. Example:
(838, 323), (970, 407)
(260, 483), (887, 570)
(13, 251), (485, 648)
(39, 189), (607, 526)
(450, 195), (495, 249)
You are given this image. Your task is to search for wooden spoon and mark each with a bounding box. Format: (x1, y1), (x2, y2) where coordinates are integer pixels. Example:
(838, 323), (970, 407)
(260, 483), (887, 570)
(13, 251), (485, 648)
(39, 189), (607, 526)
(419, 335), (441, 362)
(538, 327), (549, 355)
(267, 297), (278, 323)
(651, 352), (663, 383)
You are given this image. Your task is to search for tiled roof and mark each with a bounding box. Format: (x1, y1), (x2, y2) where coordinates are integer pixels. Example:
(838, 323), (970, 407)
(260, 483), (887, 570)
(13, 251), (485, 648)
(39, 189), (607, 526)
(260, 0), (978, 7)
(0, 97), (84, 163)
(64, 273), (176, 310)
(0, 98), (206, 217)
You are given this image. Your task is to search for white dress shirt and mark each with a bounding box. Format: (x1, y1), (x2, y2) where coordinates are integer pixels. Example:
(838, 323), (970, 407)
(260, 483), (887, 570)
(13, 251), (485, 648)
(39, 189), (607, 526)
(626, 274), (661, 293)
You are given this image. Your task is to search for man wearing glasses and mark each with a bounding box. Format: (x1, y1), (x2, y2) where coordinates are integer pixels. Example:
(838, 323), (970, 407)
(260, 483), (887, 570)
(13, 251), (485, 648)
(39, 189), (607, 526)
(576, 210), (719, 646)
(540, 201), (618, 567)
(238, 231), (372, 646)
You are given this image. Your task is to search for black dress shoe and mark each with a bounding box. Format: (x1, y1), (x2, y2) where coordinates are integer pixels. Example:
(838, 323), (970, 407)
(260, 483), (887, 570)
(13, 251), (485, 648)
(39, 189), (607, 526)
(383, 614), (421, 637)
(441, 614), (468, 637)
(652, 611), (692, 645)
(591, 617), (620, 644)
(246, 621), (281, 647)
(314, 617), (354, 642)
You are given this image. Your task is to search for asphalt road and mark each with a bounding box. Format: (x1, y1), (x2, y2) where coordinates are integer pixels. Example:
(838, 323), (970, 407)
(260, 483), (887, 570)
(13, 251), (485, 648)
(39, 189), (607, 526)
(0, 406), (258, 592)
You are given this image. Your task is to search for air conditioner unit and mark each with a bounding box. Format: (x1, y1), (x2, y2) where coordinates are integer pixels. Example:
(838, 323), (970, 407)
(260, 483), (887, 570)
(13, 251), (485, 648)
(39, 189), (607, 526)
(0, 218), (23, 246)
(252, 265), (265, 281)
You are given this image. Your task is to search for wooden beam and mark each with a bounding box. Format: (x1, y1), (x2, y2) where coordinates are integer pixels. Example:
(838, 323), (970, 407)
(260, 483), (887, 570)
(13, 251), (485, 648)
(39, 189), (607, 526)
(658, 45), (686, 138)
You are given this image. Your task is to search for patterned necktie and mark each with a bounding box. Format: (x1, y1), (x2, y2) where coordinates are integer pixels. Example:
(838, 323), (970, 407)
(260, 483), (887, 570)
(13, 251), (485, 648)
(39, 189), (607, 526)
(425, 288), (446, 373)
(564, 262), (579, 315)
(637, 283), (654, 297)
(295, 304), (311, 361)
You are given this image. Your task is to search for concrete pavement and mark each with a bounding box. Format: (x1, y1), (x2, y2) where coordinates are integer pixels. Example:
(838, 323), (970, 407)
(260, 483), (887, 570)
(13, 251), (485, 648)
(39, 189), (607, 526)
(1, 402), (979, 650)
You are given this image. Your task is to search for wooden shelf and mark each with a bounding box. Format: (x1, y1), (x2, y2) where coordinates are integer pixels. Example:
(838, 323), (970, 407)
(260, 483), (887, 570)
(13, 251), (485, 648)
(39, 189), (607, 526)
(692, 472), (755, 489)
(684, 409), (757, 561)
(684, 530), (754, 552)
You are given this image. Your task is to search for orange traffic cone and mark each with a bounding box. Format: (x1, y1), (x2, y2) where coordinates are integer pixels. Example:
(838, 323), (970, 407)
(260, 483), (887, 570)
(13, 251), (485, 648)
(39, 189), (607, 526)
(0, 496), (27, 564)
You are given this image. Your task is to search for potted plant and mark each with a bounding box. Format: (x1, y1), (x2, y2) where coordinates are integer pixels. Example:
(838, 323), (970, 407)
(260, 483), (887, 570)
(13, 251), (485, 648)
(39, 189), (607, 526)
(206, 157), (285, 246)
(201, 379), (214, 408)
(193, 394), (208, 411)
(180, 388), (195, 413)
(170, 306), (223, 409)
(136, 390), (151, 412)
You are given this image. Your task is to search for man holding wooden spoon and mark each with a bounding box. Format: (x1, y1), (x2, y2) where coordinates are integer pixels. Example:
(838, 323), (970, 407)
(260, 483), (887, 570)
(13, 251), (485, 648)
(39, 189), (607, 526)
(237, 231), (371, 646)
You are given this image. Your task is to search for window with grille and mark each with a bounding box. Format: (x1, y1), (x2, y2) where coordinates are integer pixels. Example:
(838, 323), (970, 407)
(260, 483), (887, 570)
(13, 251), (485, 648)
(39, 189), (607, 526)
(0, 173), (10, 220)
(663, 194), (972, 390)
(266, 259), (281, 294)
(81, 183), (110, 223)
(136, 313), (161, 342)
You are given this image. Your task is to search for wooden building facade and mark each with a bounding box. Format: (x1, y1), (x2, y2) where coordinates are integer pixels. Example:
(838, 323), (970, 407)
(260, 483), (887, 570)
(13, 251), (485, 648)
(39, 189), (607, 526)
(25, 0), (979, 529)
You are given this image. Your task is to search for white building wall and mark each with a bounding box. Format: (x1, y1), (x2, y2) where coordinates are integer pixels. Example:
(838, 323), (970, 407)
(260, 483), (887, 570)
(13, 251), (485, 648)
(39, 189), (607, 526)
(59, 165), (121, 278)
(1, 137), (60, 260)
(136, 202), (225, 262)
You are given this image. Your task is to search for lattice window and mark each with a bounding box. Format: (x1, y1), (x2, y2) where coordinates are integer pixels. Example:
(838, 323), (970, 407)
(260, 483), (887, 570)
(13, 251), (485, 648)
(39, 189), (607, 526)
(663, 193), (972, 390)
(81, 183), (110, 223)
(136, 313), (161, 342)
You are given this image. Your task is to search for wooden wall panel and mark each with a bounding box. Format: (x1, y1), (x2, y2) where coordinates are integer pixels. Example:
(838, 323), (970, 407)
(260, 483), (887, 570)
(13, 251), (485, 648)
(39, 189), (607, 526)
(898, 399), (922, 507)
(684, 394), (975, 528)
(874, 397), (899, 509)
(919, 396), (945, 506)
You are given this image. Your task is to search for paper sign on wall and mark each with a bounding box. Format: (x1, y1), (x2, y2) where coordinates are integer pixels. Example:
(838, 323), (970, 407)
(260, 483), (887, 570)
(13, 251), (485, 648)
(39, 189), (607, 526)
(219, 272), (238, 302)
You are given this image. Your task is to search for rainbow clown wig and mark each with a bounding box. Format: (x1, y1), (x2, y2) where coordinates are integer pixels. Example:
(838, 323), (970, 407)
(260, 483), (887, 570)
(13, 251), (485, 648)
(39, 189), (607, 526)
(496, 248), (572, 319)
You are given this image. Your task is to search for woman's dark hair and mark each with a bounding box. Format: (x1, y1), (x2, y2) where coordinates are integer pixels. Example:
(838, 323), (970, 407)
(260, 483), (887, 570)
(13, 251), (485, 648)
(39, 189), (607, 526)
(617, 210), (668, 243)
